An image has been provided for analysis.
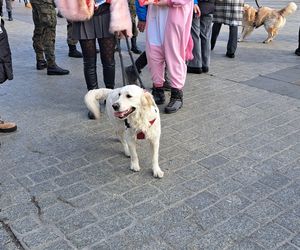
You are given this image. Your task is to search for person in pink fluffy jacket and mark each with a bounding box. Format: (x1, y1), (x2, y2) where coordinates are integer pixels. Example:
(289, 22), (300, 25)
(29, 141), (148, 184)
(144, 0), (193, 114)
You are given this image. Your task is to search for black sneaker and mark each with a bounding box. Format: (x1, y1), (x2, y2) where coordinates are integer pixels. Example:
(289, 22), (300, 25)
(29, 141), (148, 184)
(187, 66), (202, 74)
(47, 65), (70, 75)
(165, 88), (183, 114)
(226, 52), (235, 58)
(68, 49), (83, 58)
(295, 48), (300, 56)
(36, 60), (47, 70)
(202, 66), (209, 73)
(152, 87), (165, 105)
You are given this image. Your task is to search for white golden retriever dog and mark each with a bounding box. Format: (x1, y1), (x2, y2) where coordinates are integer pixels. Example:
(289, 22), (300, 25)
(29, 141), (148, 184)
(84, 85), (164, 178)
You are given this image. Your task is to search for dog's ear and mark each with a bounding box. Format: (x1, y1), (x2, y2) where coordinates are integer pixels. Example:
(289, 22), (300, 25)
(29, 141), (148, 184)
(141, 91), (156, 108)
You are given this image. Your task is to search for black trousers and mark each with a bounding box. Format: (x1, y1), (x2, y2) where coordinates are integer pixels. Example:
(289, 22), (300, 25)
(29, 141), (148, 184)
(211, 23), (238, 55)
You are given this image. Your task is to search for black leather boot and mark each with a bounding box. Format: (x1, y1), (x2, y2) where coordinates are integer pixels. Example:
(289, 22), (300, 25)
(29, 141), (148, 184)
(103, 63), (115, 89)
(165, 88), (183, 114)
(152, 87), (165, 105)
(68, 44), (83, 58)
(83, 57), (99, 119)
(36, 60), (47, 70)
(8, 11), (13, 21)
(83, 57), (98, 90)
(47, 65), (69, 75)
(131, 37), (142, 54)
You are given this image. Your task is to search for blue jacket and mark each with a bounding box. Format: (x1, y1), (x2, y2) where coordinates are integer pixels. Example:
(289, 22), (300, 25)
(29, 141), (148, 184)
(135, 0), (147, 22)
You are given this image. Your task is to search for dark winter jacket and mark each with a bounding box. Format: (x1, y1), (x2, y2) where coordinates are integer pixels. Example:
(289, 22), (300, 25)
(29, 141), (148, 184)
(0, 18), (13, 84)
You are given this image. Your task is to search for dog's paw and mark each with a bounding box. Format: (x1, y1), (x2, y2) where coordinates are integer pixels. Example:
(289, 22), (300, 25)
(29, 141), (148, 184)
(153, 169), (164, 178)
(130, 163), (140, 172)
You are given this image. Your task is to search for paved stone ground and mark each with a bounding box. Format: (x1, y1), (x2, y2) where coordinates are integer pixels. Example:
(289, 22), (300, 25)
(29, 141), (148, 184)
(1, 1), (300, 249)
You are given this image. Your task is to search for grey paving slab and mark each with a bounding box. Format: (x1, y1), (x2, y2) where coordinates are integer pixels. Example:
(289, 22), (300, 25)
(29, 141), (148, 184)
(1, 1), (300, 249)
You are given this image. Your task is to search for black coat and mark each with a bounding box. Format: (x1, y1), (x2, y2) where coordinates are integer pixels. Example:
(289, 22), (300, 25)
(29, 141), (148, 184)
(0, 18), (13, 84)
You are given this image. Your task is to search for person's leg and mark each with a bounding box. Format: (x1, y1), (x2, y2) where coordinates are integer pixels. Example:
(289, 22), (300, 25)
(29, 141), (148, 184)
(226, 25), (238, 58)
(146, 43), (166, 104)
(187, 15), (202, 73)
(0, 0), (3, 17)
(211, 22), (222, 50)
(67, 20), (82, 58)
(98, 37), (116, 89)
(5, 0), (12, 21)
(31, 3), (47, 69)
(79, 39), (98, 90)
(41, 3), (69, 75)
(295, 26), (300, 56)
(200, 14), (213, 72)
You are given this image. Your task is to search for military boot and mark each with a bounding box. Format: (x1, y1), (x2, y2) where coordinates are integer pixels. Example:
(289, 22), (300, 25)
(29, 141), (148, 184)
(36, 60), (47, 70)
(164, 88), (183, 114)
(47, 64), (70, 75)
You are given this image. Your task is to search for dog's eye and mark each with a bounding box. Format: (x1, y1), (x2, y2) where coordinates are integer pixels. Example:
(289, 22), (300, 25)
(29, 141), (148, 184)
(126, 94), (132, 98)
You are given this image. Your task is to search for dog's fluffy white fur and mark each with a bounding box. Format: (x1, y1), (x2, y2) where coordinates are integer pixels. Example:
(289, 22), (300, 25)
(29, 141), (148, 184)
(239, 2), (297, 43)
(84, 85), (164, 178)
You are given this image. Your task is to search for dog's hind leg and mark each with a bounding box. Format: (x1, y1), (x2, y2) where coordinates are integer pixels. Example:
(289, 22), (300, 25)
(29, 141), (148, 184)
(263, 28), (276, 43)
(150, 138), (164, 178)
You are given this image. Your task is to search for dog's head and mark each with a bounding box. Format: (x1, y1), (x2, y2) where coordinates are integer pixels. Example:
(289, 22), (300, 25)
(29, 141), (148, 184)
(112, 85), (156, 120)
(243, 4), (257, 23)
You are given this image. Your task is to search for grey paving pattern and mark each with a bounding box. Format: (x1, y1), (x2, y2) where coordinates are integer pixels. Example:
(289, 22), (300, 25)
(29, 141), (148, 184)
(0, 1), (300, 249)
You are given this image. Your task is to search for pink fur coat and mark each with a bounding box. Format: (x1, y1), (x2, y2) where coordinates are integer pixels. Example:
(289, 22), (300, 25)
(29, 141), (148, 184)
(55, 0), (132, 37)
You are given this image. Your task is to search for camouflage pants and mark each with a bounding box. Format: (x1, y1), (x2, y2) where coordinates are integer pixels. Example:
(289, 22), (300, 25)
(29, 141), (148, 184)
(67, 20), (78, 46)
(31, 2), (56, 66)
(128, 0), (138, 37)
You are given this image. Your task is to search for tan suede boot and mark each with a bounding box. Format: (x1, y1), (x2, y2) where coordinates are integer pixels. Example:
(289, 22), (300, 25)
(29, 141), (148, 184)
(0, 119), (17, 133)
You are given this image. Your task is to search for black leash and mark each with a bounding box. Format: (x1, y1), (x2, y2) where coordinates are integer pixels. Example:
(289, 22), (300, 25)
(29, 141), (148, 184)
(254, 0), (261, 8)
(115, 33), (145, 89)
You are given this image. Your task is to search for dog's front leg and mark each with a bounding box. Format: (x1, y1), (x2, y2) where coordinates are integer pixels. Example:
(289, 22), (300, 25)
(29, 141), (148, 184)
(150, 137), (164, 178)
(126, 132), (140, 172)
(116, 129), (130, 157)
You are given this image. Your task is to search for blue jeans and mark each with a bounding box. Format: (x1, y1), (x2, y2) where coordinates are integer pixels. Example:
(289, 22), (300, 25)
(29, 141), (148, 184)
(188, 14), (213, 69)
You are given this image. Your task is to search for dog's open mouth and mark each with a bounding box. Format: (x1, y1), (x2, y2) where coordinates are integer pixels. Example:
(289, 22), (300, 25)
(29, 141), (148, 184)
(114, 107), (136, 119)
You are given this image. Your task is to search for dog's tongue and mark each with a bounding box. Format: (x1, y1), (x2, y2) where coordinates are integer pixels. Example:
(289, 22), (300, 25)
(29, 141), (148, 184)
(114, 111), (128, 118)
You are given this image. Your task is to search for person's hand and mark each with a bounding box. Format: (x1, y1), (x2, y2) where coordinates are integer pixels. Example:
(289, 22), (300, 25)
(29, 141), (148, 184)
(154, 0), (168, 6)
(194, 4), (201, 17)
(137, 21), (146, 32)
(143, 0), (156, 5)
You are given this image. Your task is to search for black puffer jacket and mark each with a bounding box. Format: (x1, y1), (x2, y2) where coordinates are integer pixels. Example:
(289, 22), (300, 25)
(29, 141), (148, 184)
(0, 18), (13, 84)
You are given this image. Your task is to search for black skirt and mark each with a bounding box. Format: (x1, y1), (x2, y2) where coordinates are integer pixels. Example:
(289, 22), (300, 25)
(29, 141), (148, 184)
(72, 4), (114, 40)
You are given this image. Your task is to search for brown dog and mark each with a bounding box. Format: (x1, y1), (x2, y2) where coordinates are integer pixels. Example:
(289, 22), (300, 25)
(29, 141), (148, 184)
(239, 2), (297, 43)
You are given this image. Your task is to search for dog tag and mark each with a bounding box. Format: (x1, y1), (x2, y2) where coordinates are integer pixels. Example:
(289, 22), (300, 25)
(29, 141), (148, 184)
(137, 132), (145, 140)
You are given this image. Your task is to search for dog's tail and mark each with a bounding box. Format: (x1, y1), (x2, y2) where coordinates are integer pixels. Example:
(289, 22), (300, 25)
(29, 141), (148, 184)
(278, 2), (297, 17)
(84, 88), (113, 119)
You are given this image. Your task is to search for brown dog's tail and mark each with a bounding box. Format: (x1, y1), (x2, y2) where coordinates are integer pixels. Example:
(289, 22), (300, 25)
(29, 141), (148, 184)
(278, 2), (297, 17)
(84, 88), (113, 119)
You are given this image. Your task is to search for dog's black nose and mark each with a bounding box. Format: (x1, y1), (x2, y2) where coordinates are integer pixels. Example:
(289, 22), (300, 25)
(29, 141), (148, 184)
(112, 103), (120, 111)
